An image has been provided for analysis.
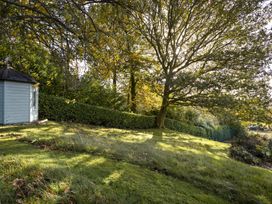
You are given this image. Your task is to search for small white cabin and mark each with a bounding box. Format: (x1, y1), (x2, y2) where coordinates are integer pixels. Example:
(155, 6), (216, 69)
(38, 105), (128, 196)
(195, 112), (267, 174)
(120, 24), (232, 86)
(0, 66), (38, 125)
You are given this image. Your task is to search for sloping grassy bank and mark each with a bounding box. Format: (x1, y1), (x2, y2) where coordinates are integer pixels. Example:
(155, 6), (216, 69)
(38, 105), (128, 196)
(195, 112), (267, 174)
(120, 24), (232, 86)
(0, 137), (226, 203)
(1, 122), (272, 203)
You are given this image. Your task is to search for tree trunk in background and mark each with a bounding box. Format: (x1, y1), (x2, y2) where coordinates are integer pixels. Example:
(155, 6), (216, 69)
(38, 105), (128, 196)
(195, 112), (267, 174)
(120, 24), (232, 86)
(64, 53), (70, 94)
(112, 68), (117, 93)
(62, 37), (70, 96)
(130, 68), (137, 112)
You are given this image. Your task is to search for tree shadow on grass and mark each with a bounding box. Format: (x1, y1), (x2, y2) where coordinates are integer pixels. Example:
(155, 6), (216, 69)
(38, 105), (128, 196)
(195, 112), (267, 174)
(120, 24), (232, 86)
(65, 124), (229, 156)
(48, 130), (272, 204)
(0, 142), (228, 204)
(2, 123), (272, 204)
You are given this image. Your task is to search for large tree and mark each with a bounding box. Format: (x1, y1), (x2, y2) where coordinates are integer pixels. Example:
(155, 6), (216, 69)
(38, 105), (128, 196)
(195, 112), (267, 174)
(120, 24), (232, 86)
(0, 0), (116, 95)
(124, 0), (271, 127)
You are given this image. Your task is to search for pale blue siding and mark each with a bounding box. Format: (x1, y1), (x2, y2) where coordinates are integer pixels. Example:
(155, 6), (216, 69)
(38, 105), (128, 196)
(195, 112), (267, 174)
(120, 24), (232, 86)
(4, 81), (31, 124)
(0, 82), (4, 124)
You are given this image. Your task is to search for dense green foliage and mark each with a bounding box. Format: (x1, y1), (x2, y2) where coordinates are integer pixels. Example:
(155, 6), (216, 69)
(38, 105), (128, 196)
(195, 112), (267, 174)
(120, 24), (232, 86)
(230, 133), (272, 166)
(166, 106), (243, 141)
(164, 118), (241, 141)
(68, 79), (128, 111)
(1, 0), (271, 126)
(164, 118), (207, 137)
(39, 94), (243, 141)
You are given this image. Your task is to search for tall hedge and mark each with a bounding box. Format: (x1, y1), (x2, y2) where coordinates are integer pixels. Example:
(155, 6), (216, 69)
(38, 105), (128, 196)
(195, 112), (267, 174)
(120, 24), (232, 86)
(39, 93), (155, 129)
(39, 93), (238, 141)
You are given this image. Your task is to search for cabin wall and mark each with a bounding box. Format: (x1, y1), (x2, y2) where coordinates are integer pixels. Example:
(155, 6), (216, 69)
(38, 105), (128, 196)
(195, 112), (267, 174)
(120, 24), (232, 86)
(0, 82), (4, 124)
(4, 81), (31, 124)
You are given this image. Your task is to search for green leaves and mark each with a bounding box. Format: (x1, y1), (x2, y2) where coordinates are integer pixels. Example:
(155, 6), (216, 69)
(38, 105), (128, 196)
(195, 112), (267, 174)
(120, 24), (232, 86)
(127, 0), (271, 125)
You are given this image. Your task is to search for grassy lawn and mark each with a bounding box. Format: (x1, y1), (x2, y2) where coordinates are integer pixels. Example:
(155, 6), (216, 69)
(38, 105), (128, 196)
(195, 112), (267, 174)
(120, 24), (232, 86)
(1, 121), (272, 203)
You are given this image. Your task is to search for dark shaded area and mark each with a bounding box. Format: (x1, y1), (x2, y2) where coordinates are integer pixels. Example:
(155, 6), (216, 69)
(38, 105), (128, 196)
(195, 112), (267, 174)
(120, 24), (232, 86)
(230, 134), (272, 169)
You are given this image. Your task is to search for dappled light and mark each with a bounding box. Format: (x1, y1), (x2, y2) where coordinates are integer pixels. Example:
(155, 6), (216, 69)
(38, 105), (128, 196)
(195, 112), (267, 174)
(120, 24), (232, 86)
(103, 170), (124, 185)
(112, 132), (153, 143)
(156, 142), (206, 155)
(0, 137), (227, 204)
(1, 122), (271, 203)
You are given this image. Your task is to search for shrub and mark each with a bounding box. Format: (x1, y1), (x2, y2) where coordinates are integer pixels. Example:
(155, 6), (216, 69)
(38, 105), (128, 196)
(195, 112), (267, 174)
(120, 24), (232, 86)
(39, 93), (155, 129)
(211, 109), (246, 139)
(164, 118), (208, 138)
(70, 79), (128, 111)
(230, 134), (272, 166)
(230, 146), (260, 165)
(166, 106), (244, 141)
(167, 106), (219, 127)
(206, 125), (242, 142)
(39, 93), (239, 141)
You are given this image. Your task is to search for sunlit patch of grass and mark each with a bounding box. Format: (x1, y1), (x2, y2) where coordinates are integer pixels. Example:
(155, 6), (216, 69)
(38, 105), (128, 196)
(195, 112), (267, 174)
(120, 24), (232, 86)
(103, 170), (124, 185)
(156, 142), (205, 155)
(114, 132), (153, 143)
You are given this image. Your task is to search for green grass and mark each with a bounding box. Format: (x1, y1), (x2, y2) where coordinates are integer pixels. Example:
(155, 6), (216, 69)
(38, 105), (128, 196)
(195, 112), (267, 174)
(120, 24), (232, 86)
(1, 121), (272, 203)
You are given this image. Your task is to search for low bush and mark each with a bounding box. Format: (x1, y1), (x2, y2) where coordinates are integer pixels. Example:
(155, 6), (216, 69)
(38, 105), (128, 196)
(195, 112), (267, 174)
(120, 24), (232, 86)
(164, 118), (208, 137)
(167, 106), (219, 128)
(166, 106), (244, 141)
(205, 125), (242, 142)
(211, 109), (246, 139)
(39, 93), (240, 141)
(69, 78), (128, 111)
(230, 134), (272, 166)
(230, 146), (260, 165)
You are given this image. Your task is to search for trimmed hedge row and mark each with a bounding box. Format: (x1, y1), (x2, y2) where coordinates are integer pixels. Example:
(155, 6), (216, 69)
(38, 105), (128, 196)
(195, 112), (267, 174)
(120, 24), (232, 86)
(39, 94), (155, 129)
(39, 93), (236, 141)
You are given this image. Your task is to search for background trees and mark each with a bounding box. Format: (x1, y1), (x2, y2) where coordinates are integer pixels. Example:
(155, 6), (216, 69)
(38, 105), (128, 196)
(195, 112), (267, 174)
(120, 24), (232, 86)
(0, 0), (271, 126)
(124, 0), (271, 127)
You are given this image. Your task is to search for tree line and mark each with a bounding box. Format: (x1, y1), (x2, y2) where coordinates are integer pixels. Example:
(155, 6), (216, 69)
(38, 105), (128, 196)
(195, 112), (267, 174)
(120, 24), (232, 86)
(0, 0), (271, 126)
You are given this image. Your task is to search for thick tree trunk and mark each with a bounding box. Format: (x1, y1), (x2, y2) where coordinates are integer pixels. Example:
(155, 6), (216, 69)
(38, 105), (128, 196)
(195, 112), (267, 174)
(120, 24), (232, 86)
(130, 68), (137, 112)
(156, 95), (169, 128)
(156, 82), (170, 128)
